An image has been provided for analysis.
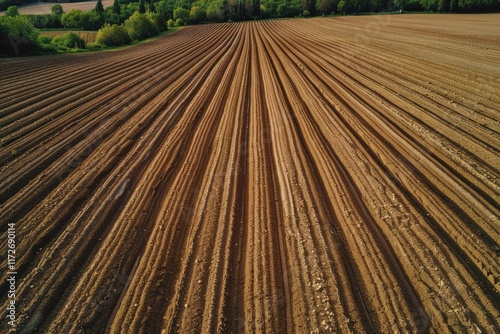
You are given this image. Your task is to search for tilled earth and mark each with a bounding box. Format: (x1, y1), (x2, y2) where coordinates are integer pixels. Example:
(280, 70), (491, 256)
(1, 14), (499, 333)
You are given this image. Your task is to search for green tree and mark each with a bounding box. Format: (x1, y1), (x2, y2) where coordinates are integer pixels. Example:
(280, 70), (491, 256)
(173, 7), (190, 20)
(156, 0), (170, 20)
(5, 5), (19, 17)
(393, 0), (407, 9)
(207, 1), (225, 21)
(51, 4), (64, 15)
(26, 14), (47, 28)
(0, 17), (10, 53)
(148, 12), (167, 31)
(124, 11), (157, 40)
(95, 0), (105, 14)
(437, 0), (449, 11)
(80, 10), (103, 30)
(421, 0), (438, 10)
(26, 13), (63, 29)
(122, 3), (140, 18)
(0, 15), (39, 55)
(252, 0), (261, 17)
(62, 9), (103, 30)
(138, 0), (146, 13)
(277, 2), (290, 16)
(189, 5), (206, 22)
(337, 0), (360, 12)
(259, 3), (271, 17)
(367, 0), (385, 11)
(337, 0), (346, 10)
(316, 0), (339, 14)
(303, 0), (316, 14)
(113, 0), (121, 14)
(61, 9), (83, 28)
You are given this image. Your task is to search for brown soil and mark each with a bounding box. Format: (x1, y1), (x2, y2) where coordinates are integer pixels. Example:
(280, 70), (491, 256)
(0, 14), (499, 333)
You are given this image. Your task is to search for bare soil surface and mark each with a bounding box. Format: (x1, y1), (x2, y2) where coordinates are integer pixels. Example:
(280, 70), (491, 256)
(1, 14), (499, 333)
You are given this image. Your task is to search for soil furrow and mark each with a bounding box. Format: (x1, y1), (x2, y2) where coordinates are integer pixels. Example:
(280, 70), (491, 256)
(1, 15), (498, 334)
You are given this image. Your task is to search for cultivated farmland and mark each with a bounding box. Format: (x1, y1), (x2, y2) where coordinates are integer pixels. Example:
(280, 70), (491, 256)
(0, 14), (499, 333)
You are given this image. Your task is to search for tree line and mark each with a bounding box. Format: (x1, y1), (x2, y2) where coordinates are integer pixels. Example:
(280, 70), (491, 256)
(1, 0), (499, 17)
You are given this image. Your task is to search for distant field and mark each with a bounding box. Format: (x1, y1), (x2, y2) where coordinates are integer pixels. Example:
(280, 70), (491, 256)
(0, 0), (113, 15)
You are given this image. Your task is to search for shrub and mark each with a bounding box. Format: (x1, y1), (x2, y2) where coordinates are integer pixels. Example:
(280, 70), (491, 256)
(174, 18), (184, 26)
(124, 11), (157, 40)
(51, 32), (86, 49)
(96, 23), (131, 46)
(38, 35), (52, 44)
(86, 42), (102, 51)
(39, 43), (57, 53)
(167, 19), (175, 27)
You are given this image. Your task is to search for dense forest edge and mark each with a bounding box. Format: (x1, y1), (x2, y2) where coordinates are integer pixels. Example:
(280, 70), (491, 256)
(2, 0), (500, 15)
(1, 0), (499, 56)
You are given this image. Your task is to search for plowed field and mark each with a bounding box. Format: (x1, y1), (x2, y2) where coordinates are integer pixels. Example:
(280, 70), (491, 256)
(1, 14), (499, 333)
